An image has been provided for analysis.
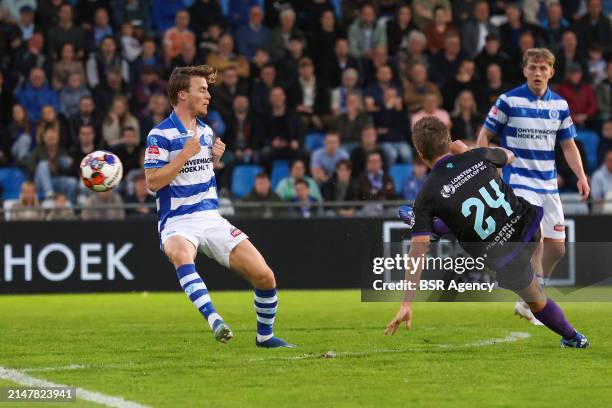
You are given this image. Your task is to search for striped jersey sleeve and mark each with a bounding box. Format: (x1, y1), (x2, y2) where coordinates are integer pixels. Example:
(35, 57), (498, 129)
(556, 104), (577, 142)
(484, 94), (511, 134)
(144, 129), (171, 169)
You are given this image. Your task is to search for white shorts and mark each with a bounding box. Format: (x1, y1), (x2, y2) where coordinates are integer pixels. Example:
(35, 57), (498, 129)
(160, 211), (248, 268)
(513, 189), (565, 240)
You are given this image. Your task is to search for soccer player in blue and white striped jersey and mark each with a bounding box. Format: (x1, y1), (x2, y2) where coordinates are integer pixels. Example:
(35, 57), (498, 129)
(477, 48), (590, 324)
(144, 65), (294, 348)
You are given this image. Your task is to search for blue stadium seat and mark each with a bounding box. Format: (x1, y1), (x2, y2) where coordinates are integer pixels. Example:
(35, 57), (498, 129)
(305, 132), (325, 151)
(270, 160), (289, 189)
(390, 163), (413, 194)
(330, 0), (342, 17)
(0, 167), (26, 200)
(220, 0), (264, 16)
(575, 129), (599, 173)
(231, 165), (263, 198)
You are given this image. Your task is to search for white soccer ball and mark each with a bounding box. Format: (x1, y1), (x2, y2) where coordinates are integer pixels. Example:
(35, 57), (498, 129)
(80, 150), (123, 192)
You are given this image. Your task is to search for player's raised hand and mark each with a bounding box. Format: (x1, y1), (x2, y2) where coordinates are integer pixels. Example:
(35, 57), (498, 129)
(384, 303), (412, 336)
(181, 130), (201, 159)
(212, 137), (225, 163)
(577, 177), (590, 201)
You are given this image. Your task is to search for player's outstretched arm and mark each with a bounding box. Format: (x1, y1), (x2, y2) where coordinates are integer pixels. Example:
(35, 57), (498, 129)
(384, 235), (430, 336)
(145, 132), (201, 192)
(560, 139), (590, 200)
(476, 127), (495, 148)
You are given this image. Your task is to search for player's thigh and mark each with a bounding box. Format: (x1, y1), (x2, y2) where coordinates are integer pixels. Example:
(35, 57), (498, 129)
(529, 226), (545, 275)
(163, 235), (197, 267)
(198, 216), (248, 267)
(541, 194), (565, 240)
(229, 239), (276, 288)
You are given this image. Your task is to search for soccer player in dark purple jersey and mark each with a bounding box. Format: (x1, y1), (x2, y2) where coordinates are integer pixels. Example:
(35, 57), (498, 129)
(385, 117), (588, 348)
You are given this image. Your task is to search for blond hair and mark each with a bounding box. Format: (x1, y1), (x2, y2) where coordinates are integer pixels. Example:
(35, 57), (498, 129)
(523, 48), (555, 67)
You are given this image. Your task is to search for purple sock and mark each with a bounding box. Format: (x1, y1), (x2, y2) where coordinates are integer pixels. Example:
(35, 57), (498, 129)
(533, 298), (577, 340)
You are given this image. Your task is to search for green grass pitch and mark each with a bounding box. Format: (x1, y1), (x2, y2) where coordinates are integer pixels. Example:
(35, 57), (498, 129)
(0, 290), (611, 407)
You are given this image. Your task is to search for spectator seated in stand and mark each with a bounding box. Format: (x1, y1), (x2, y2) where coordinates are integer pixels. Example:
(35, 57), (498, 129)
(235, 5), (270, 60)
(374, 87), (412, 164)
(358, 151), (396, 201)
(450, 90), (482, 144)
(557, 63), (598, 129)
(102, 96), (140, 148)
(124, 171), (155, 219)
(81, 189), (125, 220)
(239, 172), (283, 217)
(321, 159), (359, 217)
(162, 9), (195, 61)
(254, 87), (305, 168)
(410, 92), (451, 130)
(60, 73), (91, 118)
(350, 124), (389, 177)
(46, 192), (76, 220)
(595, 59), (611, 122)
(275, 158), (322, 202)
(591, 149), (612, 212)
(289, 178), (319, 219)
(598, 120), (612, 166)
(310, 131), (350, 185)
(336, 92), (371, 148)
(24, 127), (78, 203)
(400, 157), (428, 202)
(15, 68), (60, 124)
(111, 126), (142, 186)
(10, 181), (44, 221)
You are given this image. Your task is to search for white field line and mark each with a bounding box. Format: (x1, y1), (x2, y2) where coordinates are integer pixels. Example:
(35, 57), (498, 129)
(0, 366), (150, 408)
(437, 331), (531, 348)
(22, 364), (88, 372)
(247, 331), (531, 362)
(15, 331), (531, 370)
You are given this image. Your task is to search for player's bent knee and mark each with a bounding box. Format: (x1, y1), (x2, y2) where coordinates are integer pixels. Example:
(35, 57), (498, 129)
(545, 242), (566, 260)
(554, 244), (566, 259)
(166, 248), (195, 267)
(252, 267), (276, 289)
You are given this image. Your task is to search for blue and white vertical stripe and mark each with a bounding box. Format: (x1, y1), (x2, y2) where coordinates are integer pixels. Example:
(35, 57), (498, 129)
(254, 288), (277, 338)
(484, 84), (576, 194)
(177, 264), (223, 331)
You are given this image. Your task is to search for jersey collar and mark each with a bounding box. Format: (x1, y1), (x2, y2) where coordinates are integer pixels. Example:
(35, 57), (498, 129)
(432, 154), (452, 170)
(522, 83), (552, 102)
(169, 110), (207, 134)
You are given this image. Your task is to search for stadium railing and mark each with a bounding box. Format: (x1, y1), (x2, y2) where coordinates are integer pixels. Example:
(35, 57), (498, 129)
(2, 197), (612, 220)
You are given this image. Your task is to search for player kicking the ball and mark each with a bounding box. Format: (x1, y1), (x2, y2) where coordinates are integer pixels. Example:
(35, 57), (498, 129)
(476, 48), (589, 324)
(144, 65), (294, 348)
(385, 117), (588, 348)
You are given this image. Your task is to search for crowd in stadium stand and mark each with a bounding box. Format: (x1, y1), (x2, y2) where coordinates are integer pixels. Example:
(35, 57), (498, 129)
(0, 0), (611, 220)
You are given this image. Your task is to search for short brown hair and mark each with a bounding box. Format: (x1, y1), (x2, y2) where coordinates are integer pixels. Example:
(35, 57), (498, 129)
(523, 48), (555, 67)
(167, 65), (217, 106)
(336, 159), (352, 171)
(298, 57), (313, 68)
(412, 116), (451, 162)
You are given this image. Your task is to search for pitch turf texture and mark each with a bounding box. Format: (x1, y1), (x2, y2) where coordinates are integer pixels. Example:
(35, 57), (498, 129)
(1, 290), (611, 408)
